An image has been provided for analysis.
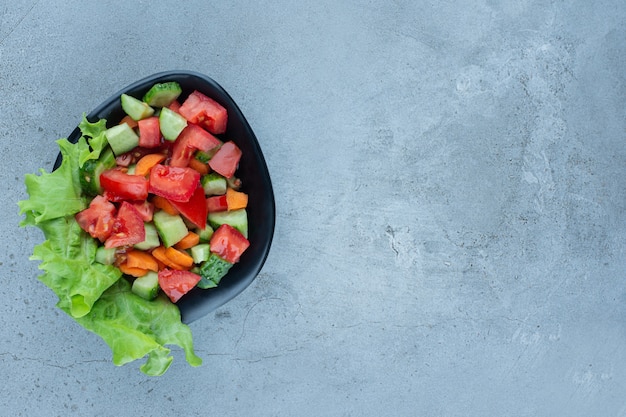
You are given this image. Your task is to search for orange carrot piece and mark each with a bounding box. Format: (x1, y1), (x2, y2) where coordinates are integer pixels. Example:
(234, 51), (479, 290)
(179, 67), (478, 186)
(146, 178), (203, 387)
(119, 115), (138, 129)
(188, 158), (210, 175)
(118, 262), (149, 277)
(152, 195), (179, 215)
(152, 246), (187, 270)
(135, 153), (166, 177)
(164, 247), (194, 268)
(226, 187), (248, 210)
(174, 231), (200, 250)
(126, 250), (159, 272)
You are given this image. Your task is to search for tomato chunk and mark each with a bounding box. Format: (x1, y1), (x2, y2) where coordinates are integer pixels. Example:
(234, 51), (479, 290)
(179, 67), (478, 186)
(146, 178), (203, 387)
(104, 201), (146, 248)
(170, 124), (221, 167)
(209, 224), (250, 263)
(100, 169), (149, 202)
(168, 186), (207, 229)
(208, 141), (242, 178)
(75, 195), (116, 242)
(158, 269), (202, 303)
(148, 164), (201, 202)
(131, 200), (154, 222)
(137, 116), (161, 148)
(179, 90), (228, 134)
(206, 195), (228, 213)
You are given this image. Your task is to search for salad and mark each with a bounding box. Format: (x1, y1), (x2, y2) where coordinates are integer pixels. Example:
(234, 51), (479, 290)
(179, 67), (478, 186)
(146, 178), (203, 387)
(18, 81), (251, 376)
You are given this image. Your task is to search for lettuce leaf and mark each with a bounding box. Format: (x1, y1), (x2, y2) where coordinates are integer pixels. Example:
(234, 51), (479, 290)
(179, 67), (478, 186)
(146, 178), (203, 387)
(18, 137), (88, 225)
(31, 216), (122, 317)
(18, 119), (202, 376)
(77, 114), (109, 167)
(61, 279), (202, 376)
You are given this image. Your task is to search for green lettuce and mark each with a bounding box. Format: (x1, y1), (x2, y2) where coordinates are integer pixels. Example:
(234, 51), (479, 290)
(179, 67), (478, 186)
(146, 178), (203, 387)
(18, 121), (202, 376)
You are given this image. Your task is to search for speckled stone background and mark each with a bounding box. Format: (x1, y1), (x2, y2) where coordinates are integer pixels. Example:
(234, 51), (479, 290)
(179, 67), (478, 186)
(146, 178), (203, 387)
(2, 1), (625, 416)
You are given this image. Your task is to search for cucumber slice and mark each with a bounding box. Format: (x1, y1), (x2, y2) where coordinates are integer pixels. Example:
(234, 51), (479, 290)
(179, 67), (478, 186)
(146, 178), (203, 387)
(121, 93), (155, 121)
(198, 253), (233, 288)
(132, 271), (160, 300)
(104, 123), (139, 155)
(159, 107), (187, 141)
(134, 222), (160, 251)
(142, 82), (183, 107)
(201, 173), (227, 196)
(153, 210), (188, 247)
(79, 147), (116, 196)
(190, 243), (211, 263)
(208, 209), (248, 238)
(95, 246), (116, 265)
(196, 224), (214, 243)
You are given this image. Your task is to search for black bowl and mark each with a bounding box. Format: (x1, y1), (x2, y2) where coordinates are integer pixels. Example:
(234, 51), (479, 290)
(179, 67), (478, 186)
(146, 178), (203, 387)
(54, 70), (275, 324)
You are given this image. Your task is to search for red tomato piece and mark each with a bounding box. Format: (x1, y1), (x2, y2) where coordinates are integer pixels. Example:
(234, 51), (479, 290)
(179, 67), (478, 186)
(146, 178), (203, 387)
(170, 124), (221, 168)
(206, 195), (228, 213)
(208, 141), (242, 178)
(178, 90), (228, 134)
(167, 186), (207, 228)
(75, 195), (117, 242)
(168, 100), (181, 113)
(209, 224), (250, 263)
(158, 269), (202, 303)
(131, 200), (154, 222)
(148, 164), (201, 202)
(100, 169), (149, 202)
(104, 201), (146, 249)
(138, 116), (161, 148)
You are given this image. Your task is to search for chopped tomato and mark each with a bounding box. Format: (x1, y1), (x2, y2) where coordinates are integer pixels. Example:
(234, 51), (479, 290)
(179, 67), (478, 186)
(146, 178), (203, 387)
(167, 186), (207, 228)
(206, 195), (228, 212)
(178, 90), (228, 134)
(209, 224), (250, 263)
(100, 169), (149, 202)
(158, 269), (202, 303)
(104, 201), (146, 249)
(168, 100), (181, 113)
(131, 200), (154, 222)
(148, 164), (201, 202)
(75, 195), (116, 242)
(138, 116), (161, 148)
(208, 141), (242, 178)
(170, 124), (221, 167)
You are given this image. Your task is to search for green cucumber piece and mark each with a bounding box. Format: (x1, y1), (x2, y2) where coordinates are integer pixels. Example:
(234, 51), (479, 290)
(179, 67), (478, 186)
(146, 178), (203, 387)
(196, 224), (214, 243)
(142, 82), (183, 107)
(121, 93), (155, 121)
(131, 271), (160, 300)
(153, 210), (188, 247)
(79, 147), (116, 196)
(134, 223), (160, 251)
(195, 148), (219, 163)
(198, 253), (233, 288)
(208, 209), (248, 238)
(159, 107), (187, 141)
(201, 173), (227, 196)
(95, 246), (116, 265)
(190, 243), (211, 264)
(104, 123), (139, 155)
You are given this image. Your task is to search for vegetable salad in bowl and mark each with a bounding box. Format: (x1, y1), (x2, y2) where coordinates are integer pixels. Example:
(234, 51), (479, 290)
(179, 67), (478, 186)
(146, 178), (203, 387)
(18, 72), (275, 376)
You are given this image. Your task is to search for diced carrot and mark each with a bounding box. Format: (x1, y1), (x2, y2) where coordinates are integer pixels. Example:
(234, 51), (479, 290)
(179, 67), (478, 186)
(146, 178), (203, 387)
(188, 157), (210, 175)
(152, 195), (179, 215)
(134, 153), (166, 177)
(152, 246), (187, 270)
(126, 250), (159, 272)
(174, 231), (200, 250)
(118, 262), (149, 277)
(164, 247), (194, 268)
(119, 115), (138, 129)
(226, 187), (248, 210)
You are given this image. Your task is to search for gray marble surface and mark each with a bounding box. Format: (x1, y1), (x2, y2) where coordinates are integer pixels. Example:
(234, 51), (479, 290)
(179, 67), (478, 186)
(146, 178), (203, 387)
(2, 1), (625, 416)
